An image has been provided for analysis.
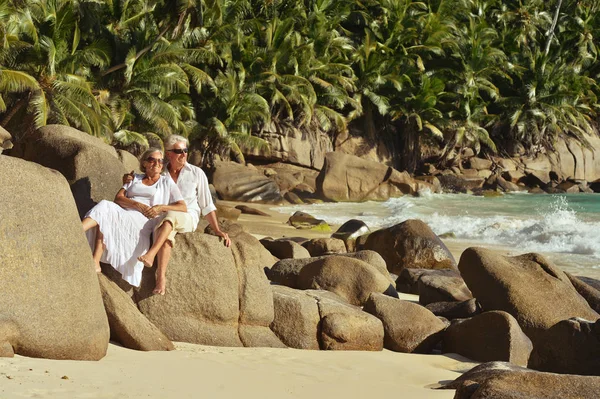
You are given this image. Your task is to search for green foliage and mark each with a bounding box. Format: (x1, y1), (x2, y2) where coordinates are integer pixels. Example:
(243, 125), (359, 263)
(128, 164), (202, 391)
(0, 0), (599, 166)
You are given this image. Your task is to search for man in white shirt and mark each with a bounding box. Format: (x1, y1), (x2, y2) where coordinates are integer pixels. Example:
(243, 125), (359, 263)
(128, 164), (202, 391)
(136, 135), (231, 295)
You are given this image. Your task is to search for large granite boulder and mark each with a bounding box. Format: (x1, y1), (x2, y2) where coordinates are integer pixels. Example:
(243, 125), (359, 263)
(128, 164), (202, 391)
(567, 273), (600, 313)
(260, 238), (311, 259)
(363, 293), (446, 353)
(212, 161), (284, 203)
(244, 123), (333, 170)
(266, 250), (393, 288)
(418, 271), (472, 305)
(459, 247), (600, 373)
(316, 152), (417, 202)
(443, 311), (532, 366)
(0, 126), (13, 154)
(136, 227), (284, 348)
(363, 219), (457, 275)
(297, 257), (397, 306)
(306, 290), (383, 351)
(303, 238), (346, 256)
(271, 286), (384, 351)
(271, 285), (321, 349)
(0, 156), (109, 360)
(98, 275), (174, 351)
(442, 361), (600, 399)
(11, 125), (129, 217)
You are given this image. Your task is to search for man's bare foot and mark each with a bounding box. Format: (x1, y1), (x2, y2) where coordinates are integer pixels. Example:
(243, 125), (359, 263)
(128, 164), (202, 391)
(153, 273), (166, 295)
(138, 254), (155, 268)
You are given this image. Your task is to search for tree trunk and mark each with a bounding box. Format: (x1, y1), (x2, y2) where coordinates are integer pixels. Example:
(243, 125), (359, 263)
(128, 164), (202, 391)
(399, 117), (420, 174)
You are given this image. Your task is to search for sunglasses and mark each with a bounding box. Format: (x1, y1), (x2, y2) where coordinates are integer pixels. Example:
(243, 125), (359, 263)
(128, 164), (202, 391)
(146, 157), (164, 164)
(167, 148), (188, 154)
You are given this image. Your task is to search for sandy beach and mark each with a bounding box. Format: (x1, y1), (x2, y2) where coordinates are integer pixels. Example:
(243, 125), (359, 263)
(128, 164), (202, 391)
(0, 343), (477, 399)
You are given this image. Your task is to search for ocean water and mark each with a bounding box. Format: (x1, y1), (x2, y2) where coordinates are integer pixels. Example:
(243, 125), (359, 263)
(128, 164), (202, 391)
(274, 193), (600, 278)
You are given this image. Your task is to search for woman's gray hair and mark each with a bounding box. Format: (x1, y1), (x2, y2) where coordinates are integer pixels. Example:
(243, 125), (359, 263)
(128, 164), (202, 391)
(139, 147), (164, 171)
(164, 134), (189, 150)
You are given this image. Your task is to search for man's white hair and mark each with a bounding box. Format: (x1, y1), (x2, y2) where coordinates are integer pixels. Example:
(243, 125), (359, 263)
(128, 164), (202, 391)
(164, 134), (189, 150)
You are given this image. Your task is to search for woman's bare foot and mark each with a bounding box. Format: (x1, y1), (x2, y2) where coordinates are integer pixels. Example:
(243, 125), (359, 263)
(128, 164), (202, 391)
(138, 254), (155, 268)
(153, 273), (166, 295)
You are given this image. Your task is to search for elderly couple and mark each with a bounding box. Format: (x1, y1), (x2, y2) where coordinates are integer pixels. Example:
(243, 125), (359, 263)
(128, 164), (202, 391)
(81, 135), (231, 295)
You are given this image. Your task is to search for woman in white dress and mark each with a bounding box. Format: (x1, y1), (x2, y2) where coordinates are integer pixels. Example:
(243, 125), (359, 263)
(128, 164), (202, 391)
(82, 148), (187, 287)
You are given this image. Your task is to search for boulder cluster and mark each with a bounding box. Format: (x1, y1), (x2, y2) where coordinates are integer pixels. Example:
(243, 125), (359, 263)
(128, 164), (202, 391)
(2, 125), (600, 397)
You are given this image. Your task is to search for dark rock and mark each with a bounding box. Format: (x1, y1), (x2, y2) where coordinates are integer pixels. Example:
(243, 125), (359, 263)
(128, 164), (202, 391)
(363, 293), (446, 353)
(396, 268), (431, 294)
(443, 311), (532, 366)
(441, 361), (600, 399)
(437, 174), (485, 193)
(235, 205), (270, 216)
(331, 219), (371, 252)
(287, 211), (330, 231)
(363, 219), (457, 275)
(284, 191), (304, 204)
(425, 299), (481, 320)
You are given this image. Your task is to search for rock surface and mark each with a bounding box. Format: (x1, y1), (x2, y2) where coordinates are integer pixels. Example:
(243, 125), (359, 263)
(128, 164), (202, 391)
(136, 228), (283, 348)
(267, 250), (393, 288)
(303, 238), (347, 256)
(212, 161), (284, 203)
(235, 205), (270, 216)
(426, 299), (481, 320)
(98, 275), (174, 351)
(297, 257), (396, 306)
(311, 291), (384, 351)
(244, 123), (333, 169)
(271, 286), (320, 349)
(11, 124), (128, 217)
(260, 238), (311, 260)
(458, 247), (600, 373)
(442, 361), (600, 399)
(0, 156), (109, 360)
(363, 219), (457, 275)
(418, 271), (472, 305)
(443, 311), (532, 366)
(316, 152), (416, 202)
(363, 293), (446, 353)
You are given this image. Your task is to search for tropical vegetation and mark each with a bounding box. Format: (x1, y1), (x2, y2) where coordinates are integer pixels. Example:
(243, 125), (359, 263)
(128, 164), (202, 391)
(1, 0), (599, 171)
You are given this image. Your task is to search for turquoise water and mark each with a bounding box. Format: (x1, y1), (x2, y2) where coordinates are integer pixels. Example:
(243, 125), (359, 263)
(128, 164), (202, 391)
(275, 193), (600, 277)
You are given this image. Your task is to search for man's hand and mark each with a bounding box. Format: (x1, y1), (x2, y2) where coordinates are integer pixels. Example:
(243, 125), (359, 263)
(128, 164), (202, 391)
(136, 202), (156, 218)
(215, 230), (231, 247)
(147, 205), (164, 218)
(122, 171), (134, 185)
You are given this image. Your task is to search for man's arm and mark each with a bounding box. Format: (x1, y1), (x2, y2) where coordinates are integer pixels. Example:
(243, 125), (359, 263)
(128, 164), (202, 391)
(196, 168), (230, 247)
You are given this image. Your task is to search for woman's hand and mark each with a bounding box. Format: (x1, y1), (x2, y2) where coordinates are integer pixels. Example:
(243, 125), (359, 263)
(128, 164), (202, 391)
(147, 205), (164, 218)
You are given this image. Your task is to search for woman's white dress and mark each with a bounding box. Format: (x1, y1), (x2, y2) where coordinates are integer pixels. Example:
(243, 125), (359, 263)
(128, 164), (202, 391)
(85, 174), (183, 287)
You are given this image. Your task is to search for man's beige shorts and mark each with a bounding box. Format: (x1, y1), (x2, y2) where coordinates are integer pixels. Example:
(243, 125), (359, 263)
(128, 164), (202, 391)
(155, 211), (195, 245)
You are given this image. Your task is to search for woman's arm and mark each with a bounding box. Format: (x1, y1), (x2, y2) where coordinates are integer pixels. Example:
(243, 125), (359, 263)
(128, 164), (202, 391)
(114, 188), (152, 216)
(149, 200), (187, 215)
